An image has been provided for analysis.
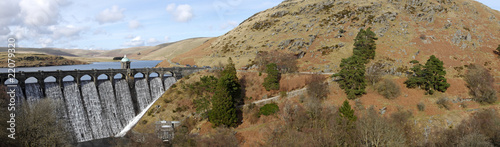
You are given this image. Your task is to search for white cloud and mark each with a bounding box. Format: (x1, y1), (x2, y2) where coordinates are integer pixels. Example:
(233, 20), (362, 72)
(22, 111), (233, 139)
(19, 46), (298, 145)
(96, 5), (125, 24)
(49, 25), (85, 39)
(123, 36), (144, 47)
(19, 0), (67, 27)
(0, 1), (20, 32)
(128, 20), (142, 29)
(147, 38), (159, 45)
(165, 4), (194, 22)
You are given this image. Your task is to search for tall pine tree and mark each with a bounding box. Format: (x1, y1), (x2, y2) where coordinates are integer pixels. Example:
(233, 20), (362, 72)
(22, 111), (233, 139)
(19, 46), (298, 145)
(334, 55), (367, 99)
(422, 55), (450, 94)
(405, 55), (450, 95)
(353, 27), (377, 63)
(209, 58), (240, 127)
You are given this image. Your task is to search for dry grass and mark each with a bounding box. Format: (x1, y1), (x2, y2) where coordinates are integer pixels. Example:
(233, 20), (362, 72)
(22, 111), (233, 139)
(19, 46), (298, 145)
(0, 52), (87, 67)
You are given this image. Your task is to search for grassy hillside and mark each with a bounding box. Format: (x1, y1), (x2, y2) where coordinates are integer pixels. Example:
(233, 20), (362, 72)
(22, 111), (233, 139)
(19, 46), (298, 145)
(165, 0), (500, 79)
(101, 37), (212, 61)
(0, 52), (87, 67)
(135, 0), (500, 146)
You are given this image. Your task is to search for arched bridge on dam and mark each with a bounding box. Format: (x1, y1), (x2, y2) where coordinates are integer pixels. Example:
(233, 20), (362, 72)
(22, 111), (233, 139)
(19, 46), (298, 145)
(0, 67), (205, 142)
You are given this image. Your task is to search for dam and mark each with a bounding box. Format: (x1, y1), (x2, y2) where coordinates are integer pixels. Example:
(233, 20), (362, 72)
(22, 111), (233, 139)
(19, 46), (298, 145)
(0, 65), (204, 142)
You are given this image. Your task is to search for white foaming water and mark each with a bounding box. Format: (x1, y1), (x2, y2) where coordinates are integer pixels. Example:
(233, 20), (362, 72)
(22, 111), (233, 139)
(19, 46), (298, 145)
(25, 83), (43, 102)
(149, 77), (164, 101)
(81, 80), (110, 139)
(114, 79), (135, 126)
(63, 81), (93, 142)
(135, 78), (152, 111)
(115, 77), (176, 137)
(97, 80), (123, 135)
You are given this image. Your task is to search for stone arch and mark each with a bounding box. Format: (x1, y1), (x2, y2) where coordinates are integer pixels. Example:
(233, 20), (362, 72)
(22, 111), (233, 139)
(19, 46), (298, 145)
(97, 74), (110, 80)
(134, 72), (145, 78)
(4, 78), (19, 85)
(63, 75), (76, 82)
(149, 72), (160, 78)
(43, 76), (57, 83)
(25, 77), (38, 84)
(114, 73), (125, 79)
(79, 74), (94, 81)
(163, 71), (174, 77)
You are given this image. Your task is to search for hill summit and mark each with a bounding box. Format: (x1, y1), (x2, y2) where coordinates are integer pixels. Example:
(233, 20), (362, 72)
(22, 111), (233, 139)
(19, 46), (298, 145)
(163, 0), (500, 77)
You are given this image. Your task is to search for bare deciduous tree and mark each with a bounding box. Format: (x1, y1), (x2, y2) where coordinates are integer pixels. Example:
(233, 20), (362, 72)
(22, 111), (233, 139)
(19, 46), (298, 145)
(357, 107), (406, 146)
(16, 98), (72, 146)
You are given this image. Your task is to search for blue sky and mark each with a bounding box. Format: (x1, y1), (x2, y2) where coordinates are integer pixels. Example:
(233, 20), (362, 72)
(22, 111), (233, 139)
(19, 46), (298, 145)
(0, 0), (498, 50)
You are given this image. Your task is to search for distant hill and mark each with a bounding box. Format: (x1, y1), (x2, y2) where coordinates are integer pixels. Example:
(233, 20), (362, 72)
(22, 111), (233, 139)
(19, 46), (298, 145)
(0, 52), (87, 67)
(103, 37), (212, 61)
(0, 37), (212, 63)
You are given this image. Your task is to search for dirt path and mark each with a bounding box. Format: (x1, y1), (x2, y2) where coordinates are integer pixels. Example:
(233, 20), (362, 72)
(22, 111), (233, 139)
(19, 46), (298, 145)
(237, 87), (307, 108)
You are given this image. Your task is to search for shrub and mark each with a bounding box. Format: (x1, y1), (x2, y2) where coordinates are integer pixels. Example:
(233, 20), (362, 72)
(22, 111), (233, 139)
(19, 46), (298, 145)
(354, 99), (364, 110)
(436, 97), (450, 110)
(417, 102), (425, 111)
(420, 34), (426, 40)
(376, 79), (401, 99)
(366, 62), (385, 86)
(358, 107), (406, 147)
(307, 74), (329, 99)
(141, 120), (148, 124)
(431, 109), (500, 146)
(496, 45), (500, 56)
(280, 91), (287, 98)
(458, 133), (493, 147)
(263, 63), (280, 91)
(259, 103), (280, 116)
(254, 51), (298, 73)
(465, 64), (497, 104)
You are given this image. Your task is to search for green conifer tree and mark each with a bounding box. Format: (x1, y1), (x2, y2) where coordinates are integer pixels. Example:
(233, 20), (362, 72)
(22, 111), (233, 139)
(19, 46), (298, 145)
(422, 55), (450, 94)
(339, 100), (357, 122)
(209, 58), (240, 127)
(333, 55), (367, 99)
(353, 28), (377, 63)
(263, 63), (280, 91)
(405, 55), (450, 95)
(404, 60), (425, 88)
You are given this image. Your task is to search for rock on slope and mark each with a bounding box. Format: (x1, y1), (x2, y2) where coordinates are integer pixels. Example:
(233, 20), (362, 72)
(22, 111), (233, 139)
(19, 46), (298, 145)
(167, 0), (500, 77)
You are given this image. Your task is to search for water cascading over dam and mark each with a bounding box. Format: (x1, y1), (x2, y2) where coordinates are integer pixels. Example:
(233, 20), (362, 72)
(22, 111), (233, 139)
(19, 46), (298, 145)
(8, 76), (177, 142)
(0, 67), (204, 142)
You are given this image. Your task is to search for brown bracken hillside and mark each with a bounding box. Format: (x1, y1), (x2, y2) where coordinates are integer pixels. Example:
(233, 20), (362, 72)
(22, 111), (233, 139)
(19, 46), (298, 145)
(160, 0), (500, 78)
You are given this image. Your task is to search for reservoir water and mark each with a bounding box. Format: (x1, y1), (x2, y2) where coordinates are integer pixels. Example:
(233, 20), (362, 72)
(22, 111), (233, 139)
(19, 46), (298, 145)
(0, 60), (162, 83)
